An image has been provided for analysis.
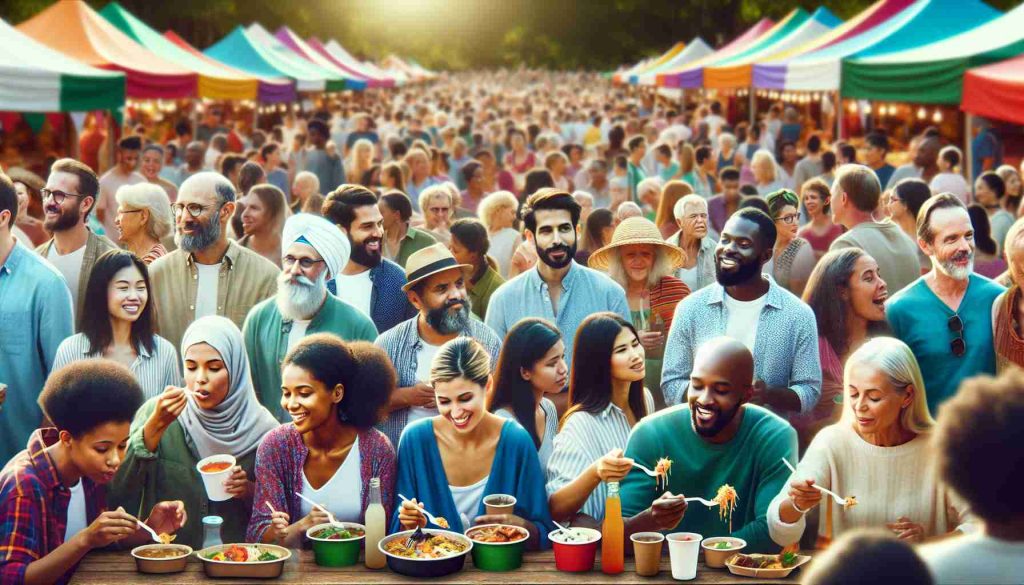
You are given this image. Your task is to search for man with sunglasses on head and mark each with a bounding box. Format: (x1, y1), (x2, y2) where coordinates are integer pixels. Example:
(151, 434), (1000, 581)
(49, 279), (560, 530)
(887, 192), (1005, 414)
(35, 158), (117, 329)
(147, 172), (278, 349)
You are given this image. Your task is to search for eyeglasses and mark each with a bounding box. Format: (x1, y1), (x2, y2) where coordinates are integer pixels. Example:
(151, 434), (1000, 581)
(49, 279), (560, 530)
(41, 188), (84, 205)
(116, 209), (143, 216)
(283, 256), (325, 270)
(172, 202), (215, 218)
(948, 314), (966, 357)
(778, 213), (800, 225)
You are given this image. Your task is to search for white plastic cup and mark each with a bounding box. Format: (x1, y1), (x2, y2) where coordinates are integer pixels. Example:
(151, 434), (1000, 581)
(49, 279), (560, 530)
(666, 532), (702, 581)
(196, 454), (236, 502)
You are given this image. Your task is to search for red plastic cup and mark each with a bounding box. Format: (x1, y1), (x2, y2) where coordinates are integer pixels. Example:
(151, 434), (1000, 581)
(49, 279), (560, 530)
(549, 527), (602, 572)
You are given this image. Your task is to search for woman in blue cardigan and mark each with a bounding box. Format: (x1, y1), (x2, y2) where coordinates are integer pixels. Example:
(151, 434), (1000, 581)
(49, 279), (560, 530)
(393, 337), (554, 550)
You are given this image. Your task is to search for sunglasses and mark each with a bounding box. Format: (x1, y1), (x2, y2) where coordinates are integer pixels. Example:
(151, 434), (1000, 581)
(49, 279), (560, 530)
(948, 314), (966, 357)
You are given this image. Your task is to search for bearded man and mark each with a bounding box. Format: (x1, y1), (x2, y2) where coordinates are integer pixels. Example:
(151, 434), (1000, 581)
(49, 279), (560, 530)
(242, 213), (378, 420)
(148, 172), (278, 349)
(887, 192), (1005, 413)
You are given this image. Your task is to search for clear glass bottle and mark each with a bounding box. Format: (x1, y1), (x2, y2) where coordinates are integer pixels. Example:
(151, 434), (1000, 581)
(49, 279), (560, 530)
(201, 515), (224, 550)
(364, 478), (387, 569)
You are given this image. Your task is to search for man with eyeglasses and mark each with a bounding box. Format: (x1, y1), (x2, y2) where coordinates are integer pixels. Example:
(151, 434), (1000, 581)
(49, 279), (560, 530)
(242, 213), (377, 421)
(829, 164), (921, 295)
(887, 193), (1005, 415)
(0, 170), (74, 462)
(35, 158), (117, 328)
(147, 172), (278, 349)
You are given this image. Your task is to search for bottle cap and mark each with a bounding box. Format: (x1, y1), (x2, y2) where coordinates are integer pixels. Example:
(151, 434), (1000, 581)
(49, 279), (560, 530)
(202, 515), (224, 525)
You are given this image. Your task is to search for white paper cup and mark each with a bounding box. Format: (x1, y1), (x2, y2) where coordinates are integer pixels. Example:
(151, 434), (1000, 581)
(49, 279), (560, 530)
(666, 532), (702, 581)
(196, 454), (236, 502)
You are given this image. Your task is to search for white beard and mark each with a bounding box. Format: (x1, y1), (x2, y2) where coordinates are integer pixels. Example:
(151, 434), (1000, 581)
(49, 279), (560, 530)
(937, 253), (974, 281)
(275, 271), (327, 321)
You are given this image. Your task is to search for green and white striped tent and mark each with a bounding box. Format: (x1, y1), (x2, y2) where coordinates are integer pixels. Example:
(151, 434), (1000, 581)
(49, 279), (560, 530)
(0, 17), (124, 112)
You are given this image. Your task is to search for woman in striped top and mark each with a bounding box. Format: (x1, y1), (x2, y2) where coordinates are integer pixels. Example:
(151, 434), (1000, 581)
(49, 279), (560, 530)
(546, 313), (654, 525)
(114, 182), (172, 265)
(52, 250), (181, 399)
(488, 319), (567, 472)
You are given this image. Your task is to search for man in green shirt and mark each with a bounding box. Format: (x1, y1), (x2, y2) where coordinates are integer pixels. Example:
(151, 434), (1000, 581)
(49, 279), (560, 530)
(627, 135), (647, 205)
(243, 213), (378, 420)
(621, 337), (797, 552)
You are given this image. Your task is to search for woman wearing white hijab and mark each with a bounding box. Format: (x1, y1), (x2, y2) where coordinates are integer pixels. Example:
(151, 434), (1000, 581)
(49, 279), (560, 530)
(109, 316), (278, 548)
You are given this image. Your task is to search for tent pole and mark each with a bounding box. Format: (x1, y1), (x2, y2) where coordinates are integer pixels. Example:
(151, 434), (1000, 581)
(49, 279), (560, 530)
(965, 113), (975, 188)
(749, 89), (755, 127)
(835, 91), (843, 141)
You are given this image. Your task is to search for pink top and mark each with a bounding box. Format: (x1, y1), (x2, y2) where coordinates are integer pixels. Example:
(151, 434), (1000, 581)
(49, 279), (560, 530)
(798, 223), (845, 254)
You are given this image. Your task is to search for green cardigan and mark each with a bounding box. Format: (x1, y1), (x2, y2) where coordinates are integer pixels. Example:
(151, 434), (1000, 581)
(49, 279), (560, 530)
(108, 398), (258, 548)
(469, 264), (505, 321)
(242, 294), (378, 421)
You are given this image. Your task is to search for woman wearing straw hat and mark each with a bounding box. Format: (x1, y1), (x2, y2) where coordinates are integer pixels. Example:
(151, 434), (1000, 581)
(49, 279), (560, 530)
(589, 217), (689, 407)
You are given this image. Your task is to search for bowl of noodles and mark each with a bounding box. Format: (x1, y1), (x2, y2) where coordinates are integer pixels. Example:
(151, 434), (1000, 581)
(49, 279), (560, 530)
(379, 528), (473, 577)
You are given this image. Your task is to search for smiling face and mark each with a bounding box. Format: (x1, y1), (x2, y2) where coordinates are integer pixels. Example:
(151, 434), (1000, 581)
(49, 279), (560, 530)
(184, 342), (230, 410)
(715, 216), (770, 287)
(240, 193), (269, 236)
(610, 326), (645, 382)
(280, 364), (341, 433)
(921, 206), (975, 280)
(435, 376), (487, 433)
(115, 205), (147, 243)
(846, 254), (888, 322)
(802, 188), (824, 218)
(140, 149), (162, 181)
(619, 243), (656, 285)
(43, 171), (89, 232)
(63, 421), (131, 485)
(530, 208), (578, 269)
(845, 361), (912, 437)
(687, 341), (752, 439)
(345, 204), (384, 267)
(107, 264), (148, 325)
(521, 340), (568, 395)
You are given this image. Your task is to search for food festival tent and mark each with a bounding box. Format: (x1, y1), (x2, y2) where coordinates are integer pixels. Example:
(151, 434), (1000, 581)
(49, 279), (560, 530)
(632, 38), (713, 86)
(17, 0), (196, 99)
(98, 2), (294, 103)
(204, 26), (332, 92)
(307, 37), (396, 88)
(614, 42), (685, 84)
(962, 54), (1024, 125)
(245, 24), (350, 91)
(842, 2), (1024, 103)
(755, 0), (1001, 92)
(666, 9), (813, 89)
(273, 26), (368, 91)
(703, 7), (842, 89)
(655, 18), (775, 87)
(0, 17), (124, 111)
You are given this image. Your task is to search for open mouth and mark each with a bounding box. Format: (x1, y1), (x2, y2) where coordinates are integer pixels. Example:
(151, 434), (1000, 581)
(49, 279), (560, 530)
(365, 239), (382, 252)
(631, 362), (645, 373)
(695, 404), (716, 423)
(122, 304), (141, 315)
(193, 388), (211, 400)
(719, 257), (739, 270)
(872, 293), (887, 309)
(449, 413), (471, 429)
(290, 411), (308, 425)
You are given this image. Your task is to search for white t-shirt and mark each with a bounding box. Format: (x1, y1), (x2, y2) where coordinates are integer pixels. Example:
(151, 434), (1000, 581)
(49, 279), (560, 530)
(47, 244), (86, 316)
(299, 437), (363, 523)
(194, 262), (221, 319)
(449, 475), (489, 530)
(723, 292), (767, 352)
(335, 270), (373, 318)
(64, 480), (88, 542)
(406, 340), (442, 426)
(920, 531), (1024, 585)
(287, 319), (311, 351)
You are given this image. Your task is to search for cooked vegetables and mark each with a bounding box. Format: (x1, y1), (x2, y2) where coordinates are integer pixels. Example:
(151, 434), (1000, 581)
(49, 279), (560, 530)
(467, 525), (526, 543)
(383, 533), (468, 559)
(312, 526), (365, 540)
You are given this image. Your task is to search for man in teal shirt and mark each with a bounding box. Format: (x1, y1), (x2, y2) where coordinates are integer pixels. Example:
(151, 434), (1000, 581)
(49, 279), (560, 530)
(627, 136), (647, 205)
(621, 337), (797, 552)
(887, 193), (1005, 414)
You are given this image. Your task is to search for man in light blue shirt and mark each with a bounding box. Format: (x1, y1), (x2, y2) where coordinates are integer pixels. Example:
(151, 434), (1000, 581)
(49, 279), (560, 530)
(661, 208), (821, 417)
(486, 188), (630, 413)
(0, 172), (74, 462)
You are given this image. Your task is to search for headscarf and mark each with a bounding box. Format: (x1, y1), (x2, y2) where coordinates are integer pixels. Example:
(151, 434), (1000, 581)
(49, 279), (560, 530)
(282, 213), (351, 280)
(177, 316), (279, 460)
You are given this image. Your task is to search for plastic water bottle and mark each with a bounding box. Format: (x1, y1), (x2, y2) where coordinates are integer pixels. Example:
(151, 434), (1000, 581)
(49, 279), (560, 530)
(201, 515), (224, 550)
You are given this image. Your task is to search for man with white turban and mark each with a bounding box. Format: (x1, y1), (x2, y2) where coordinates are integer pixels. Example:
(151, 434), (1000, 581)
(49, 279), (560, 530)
(241, 213), (378, 420)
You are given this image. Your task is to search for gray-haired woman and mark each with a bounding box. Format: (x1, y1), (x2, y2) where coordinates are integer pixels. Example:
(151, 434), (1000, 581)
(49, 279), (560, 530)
(115, 182), (173, 264)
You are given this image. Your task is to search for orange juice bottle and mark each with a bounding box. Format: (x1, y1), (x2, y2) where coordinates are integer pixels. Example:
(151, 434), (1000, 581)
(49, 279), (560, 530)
(602, 481), (624, 574)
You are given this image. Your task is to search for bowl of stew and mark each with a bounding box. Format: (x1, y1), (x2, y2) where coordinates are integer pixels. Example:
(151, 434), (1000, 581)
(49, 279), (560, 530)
(306, 522), (366, 567)
(465, 524), (529, 571)
(130, 544), (193, 574)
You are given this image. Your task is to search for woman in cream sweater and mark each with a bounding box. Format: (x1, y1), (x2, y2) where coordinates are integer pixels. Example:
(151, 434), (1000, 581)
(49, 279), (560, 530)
(767, 337), (971, 547)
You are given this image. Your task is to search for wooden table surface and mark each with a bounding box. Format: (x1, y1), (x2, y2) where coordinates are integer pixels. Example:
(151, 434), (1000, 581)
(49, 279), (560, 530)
(71, 550), (810, 584)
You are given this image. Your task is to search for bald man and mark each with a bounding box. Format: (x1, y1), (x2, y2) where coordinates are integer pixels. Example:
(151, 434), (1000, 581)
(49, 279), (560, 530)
(148, 172), (278, 348)
(621, 337), (797, 552)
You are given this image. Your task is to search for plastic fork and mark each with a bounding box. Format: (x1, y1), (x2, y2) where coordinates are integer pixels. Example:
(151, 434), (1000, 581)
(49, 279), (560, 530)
(780, 457), (849, 506)
(134, 518), (164, 544)
(294, 492), (341, 525)
(631, 461), (659, 477)
(685, 497), (719, 507)
(398, 493), (448, 529)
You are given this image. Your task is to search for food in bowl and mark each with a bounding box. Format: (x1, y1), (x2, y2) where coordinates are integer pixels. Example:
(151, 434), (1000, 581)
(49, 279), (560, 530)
(383, 532), (469, 559)
(311, 525), (365, 540)
(198, 543), (291, 578)
(701, 536), (747, 568)
(134, 545), (190, 559)
(131, 544), (193, 575)
(203, 544), (281, 562)
(467, 525), (526, 543)
(199, 461), (233, 473)
(550, 527), (600, 544)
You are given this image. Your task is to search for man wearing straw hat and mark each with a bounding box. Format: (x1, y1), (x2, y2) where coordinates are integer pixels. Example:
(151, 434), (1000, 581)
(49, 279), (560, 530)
(375, 243), (502, 447)
(486, 188), (629, 413)
(243, 213), (379, 421)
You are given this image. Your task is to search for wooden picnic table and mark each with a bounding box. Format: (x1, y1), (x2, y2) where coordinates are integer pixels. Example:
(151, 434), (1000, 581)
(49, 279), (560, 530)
(71, 550), (810, 584)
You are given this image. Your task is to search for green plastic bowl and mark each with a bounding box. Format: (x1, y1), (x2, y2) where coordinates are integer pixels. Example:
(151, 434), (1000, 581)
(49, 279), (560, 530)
(465, 524), (529, 572)
(306, 522), (366, 567)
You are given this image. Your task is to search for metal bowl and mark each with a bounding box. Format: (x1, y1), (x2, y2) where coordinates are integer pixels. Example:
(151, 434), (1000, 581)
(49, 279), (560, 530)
(196, 543), (291, 578)
(130, 544), (192, 574)
(379, 529), (473, 577)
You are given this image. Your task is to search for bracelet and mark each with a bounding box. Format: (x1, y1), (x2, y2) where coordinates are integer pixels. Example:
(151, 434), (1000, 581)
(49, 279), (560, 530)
(790, 498), (810, 515)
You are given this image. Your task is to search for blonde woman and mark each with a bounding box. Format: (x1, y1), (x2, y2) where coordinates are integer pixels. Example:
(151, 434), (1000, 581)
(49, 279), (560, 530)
(115, 183), (174, 265)
(752, 149), (784, 196)
(715, 132), (742, 172)
(346, 138), (375, 185)
(767, 337), (970, 548)
(672, 143), (696, 180)
(654, 180), (694, 240)
(239, 184), (289, 268)
(478, 190), (522, 278)
(418, 184), (454, 245)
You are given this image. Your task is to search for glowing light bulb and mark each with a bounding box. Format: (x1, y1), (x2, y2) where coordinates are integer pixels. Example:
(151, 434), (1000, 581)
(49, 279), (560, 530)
(917, 107), (926, 120)
(933, 110), (942, 123)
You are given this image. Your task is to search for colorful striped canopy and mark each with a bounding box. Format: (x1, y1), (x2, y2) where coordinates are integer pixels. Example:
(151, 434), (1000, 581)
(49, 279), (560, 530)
(245, 24), (349, 91)
(17, 0), (196, 99)
(614, 42), (685, 85)
(0, 17), (124, 111)
(656, 18), (775, 87)
(273, 26), (367, 91)
(307, 37), (394, 88)
(633, 39), (713, 86)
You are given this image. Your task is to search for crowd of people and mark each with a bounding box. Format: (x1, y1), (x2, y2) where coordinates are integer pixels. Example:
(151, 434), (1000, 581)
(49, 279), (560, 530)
(0, 70), (1022, 585)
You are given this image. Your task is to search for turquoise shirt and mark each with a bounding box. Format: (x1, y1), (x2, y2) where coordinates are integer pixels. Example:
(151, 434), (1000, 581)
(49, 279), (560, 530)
(659, 162), (680, 182)
(887, 274), (1004, 415)
(627, 161), (646, 204)
(621, 404), (796, 552)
